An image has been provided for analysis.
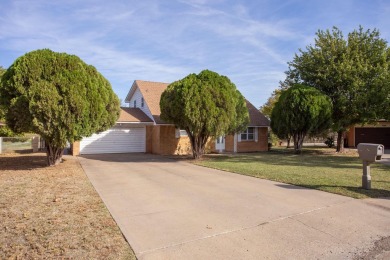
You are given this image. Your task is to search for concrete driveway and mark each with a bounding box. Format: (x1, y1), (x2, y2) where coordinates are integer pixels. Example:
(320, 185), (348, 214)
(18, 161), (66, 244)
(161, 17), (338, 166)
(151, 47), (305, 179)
(78, 153), (390, 260)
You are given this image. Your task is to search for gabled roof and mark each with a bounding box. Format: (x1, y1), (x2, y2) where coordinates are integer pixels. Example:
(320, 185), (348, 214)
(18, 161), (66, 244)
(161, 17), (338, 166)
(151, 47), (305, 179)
(246, 100), (270, 127)
(118, 107), (154, 123)
(125, 80), (170, 124)
(124, 80), (270, 126)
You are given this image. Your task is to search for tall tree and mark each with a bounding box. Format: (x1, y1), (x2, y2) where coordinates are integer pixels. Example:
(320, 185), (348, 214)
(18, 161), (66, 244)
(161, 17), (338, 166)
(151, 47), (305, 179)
(286, 27), (390, 152)
(160, 70), (249, 159)
(0, 66), (5, 120)
(259, 89), (282, 118)
(260, 88), (291, 147)
(0, 65), (15, 137)
(0, 49), (120, 165)
(271, 84), (332, 154)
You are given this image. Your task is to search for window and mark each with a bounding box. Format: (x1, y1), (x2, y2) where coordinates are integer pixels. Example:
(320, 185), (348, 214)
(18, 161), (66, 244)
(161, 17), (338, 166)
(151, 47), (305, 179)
(141, 97), (144, 107)
(175, 128), (188, 138)
(179, 130), (188, 136)
(133, 100), (136, 108)
(241, 127), (254, 141)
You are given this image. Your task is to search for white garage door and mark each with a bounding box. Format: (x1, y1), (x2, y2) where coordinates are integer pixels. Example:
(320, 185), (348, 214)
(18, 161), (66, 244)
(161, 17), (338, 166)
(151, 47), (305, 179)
(80, 127), (146, 154)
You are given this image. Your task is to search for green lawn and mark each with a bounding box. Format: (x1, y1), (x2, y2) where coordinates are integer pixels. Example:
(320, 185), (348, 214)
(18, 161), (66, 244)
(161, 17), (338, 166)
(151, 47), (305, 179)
(195, 147), (390, 199)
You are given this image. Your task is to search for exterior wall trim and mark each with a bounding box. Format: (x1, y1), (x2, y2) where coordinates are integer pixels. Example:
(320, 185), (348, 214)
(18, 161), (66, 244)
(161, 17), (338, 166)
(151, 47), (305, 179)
(117, 121), (154, 125)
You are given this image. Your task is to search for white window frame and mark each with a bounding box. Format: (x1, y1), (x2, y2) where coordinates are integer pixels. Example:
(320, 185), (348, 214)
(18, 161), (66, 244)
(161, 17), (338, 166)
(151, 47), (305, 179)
(240, 127), (255, 141)
(133, 100), (136, 108)
(141, 97), (144, 107)
(175, 128), (188, 138)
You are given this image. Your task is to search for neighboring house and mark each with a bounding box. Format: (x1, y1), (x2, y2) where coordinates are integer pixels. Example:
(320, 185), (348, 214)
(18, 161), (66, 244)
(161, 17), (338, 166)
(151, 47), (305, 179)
(346, 120), (390, 149)
(73, 80), (270, 155)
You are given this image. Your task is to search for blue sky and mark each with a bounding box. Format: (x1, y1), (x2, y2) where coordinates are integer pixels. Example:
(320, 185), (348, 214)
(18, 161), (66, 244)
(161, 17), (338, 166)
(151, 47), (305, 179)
(1, 0), (389, 108)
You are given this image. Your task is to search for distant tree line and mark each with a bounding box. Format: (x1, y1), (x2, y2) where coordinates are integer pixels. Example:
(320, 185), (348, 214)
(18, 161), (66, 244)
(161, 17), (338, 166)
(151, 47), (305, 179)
(263, 26), (390, 154)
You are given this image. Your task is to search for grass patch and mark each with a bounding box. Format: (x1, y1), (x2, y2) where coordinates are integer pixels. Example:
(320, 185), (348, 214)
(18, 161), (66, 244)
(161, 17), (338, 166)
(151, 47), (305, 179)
(0, 153), (135, 259)
(195, 147), (390, 199)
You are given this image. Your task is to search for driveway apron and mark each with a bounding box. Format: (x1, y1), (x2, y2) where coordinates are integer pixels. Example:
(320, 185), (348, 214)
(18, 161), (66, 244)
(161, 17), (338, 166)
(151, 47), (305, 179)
(78, 153), (390, 260)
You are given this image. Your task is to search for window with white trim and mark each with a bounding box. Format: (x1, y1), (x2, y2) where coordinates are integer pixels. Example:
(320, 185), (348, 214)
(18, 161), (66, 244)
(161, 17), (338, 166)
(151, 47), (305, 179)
(175, 128), (188, 138)
(241, 127), (254, 141)
(141, 97), (144, 107)
(133, 100), (136, 108)
(179, 130), (188, 136)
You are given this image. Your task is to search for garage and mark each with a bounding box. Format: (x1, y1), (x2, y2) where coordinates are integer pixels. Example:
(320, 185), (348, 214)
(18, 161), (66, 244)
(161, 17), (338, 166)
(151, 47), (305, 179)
(355, 127), (390, 149)
(80, 126), (146, 154)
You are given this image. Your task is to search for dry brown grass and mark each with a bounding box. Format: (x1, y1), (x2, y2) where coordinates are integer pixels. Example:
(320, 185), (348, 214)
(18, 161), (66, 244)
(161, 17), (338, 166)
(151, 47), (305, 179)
(0, 153), (136, 259)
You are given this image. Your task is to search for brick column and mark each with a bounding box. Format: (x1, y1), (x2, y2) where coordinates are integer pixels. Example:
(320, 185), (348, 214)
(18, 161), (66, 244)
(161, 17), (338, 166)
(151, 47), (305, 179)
(71, 141), (80, 156)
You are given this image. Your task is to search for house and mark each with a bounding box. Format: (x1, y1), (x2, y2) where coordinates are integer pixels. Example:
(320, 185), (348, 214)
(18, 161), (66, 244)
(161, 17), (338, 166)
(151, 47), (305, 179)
(72, 80), (270, 155)
(346, 120), (390, 149)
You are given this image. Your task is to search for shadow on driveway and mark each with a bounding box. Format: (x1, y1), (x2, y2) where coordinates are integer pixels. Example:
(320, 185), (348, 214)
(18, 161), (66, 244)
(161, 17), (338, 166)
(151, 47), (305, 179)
(78, 153), (190, 163)
(276, 183), (390, 198)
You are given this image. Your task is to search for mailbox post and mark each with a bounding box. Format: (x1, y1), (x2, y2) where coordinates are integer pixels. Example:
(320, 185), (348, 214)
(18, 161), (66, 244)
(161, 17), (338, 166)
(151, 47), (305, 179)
(357, 143), (384, 190)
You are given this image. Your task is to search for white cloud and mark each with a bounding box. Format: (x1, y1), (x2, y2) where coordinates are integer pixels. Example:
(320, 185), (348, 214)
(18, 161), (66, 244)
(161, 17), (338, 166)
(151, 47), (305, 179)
(1, 0), (389, 107)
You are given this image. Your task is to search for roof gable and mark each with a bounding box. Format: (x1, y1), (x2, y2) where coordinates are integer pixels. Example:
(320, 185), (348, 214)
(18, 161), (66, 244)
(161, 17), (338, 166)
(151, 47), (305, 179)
(246, 100), (270, 127)
(125, 80), (169, 124)
(124, 80), (269, 126)
(118, 107), (154, 123)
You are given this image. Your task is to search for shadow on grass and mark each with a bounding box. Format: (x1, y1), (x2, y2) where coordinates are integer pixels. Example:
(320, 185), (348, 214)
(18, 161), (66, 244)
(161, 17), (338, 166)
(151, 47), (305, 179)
(0, 155), (48, 170)
(206, 151), (363, 170)
(276, 183), (390, 198)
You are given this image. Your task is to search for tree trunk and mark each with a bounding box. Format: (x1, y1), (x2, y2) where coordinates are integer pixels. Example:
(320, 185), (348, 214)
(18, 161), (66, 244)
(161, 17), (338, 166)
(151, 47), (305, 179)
(286, 136), (291, 148)
(293, 132), (305, 154)
(46, 142), (64, 166)
(336, 130), (345, 153)
(187, 131), (209, 160)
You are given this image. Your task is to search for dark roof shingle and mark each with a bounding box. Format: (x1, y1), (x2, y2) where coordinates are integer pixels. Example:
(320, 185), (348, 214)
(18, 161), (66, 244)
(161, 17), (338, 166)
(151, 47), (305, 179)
(246, 100), (270, 127)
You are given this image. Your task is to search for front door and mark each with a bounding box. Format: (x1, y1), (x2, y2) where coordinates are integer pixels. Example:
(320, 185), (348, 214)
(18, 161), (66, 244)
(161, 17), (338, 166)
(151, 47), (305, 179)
(215, 136), (225, 152)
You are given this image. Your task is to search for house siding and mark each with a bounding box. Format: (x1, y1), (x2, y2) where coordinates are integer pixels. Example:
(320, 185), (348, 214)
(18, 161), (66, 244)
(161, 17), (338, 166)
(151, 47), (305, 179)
(149, 125), (191, 155)
(224, 127), (268, 153)
(145, 125), (153, 153)
(128, 87), (154, 121)
(148, 125), (217, 155)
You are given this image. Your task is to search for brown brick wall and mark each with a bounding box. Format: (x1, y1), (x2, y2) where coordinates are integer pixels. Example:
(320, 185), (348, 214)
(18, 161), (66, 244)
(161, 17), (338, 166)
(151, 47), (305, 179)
(71, 141), (80, 156)
(175, 136), (192, 155)
(151, 125), (161, 154)
(158, 125), (179, 155)
(145, 125), (153, 153)
(150, 125), (192, 155)
(346, 126), (355, 147)
(223, 127), (268, 153)
(225, 135), (235, 152)
(151, 126), (216, 156)
(237, 127), (268, 152)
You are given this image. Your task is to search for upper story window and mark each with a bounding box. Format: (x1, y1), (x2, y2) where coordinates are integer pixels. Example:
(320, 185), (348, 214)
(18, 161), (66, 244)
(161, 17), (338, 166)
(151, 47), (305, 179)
(141, 97), (144, 107)
(241, 127), (254, 141)
(133, 100), (136, 108)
